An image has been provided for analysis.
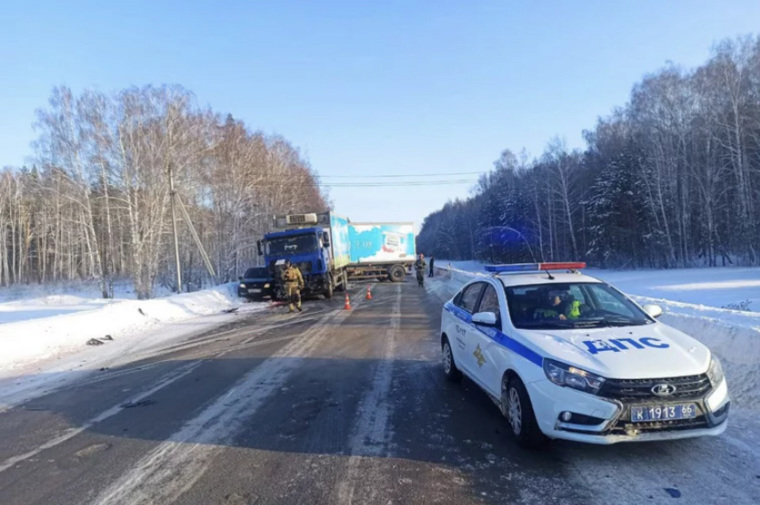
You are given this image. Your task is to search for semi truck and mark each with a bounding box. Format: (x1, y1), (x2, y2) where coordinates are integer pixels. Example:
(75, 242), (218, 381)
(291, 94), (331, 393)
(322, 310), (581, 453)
(256, 212), (416, 299)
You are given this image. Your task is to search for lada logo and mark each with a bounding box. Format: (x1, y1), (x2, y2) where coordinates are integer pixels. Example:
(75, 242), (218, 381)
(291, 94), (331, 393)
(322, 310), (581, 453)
(651, 383), (677, 396)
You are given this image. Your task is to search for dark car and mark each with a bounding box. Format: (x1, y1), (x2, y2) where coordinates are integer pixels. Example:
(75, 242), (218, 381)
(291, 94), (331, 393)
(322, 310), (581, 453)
(238, 267), (275, 301)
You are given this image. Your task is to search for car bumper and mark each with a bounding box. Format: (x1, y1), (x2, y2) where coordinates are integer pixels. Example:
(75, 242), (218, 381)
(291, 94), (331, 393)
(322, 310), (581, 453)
(527, 378), (730, 445)
(238, 288), (273, 299)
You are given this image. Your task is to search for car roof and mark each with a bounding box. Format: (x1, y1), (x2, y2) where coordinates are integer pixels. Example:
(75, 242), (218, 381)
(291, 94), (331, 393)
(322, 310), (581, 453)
(494, 271), (603, 288)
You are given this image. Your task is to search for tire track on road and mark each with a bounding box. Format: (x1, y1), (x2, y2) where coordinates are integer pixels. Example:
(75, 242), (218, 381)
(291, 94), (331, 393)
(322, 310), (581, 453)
(0, 359), (205, 474)
(336, 284), (401, 505)
(91, 297), (365, 505)
(0, 311), (329, 472)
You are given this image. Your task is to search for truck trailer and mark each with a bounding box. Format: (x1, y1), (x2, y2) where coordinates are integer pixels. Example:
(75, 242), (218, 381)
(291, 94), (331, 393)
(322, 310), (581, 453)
(345, 222), (416, 282)
(257, 212), (416, 299)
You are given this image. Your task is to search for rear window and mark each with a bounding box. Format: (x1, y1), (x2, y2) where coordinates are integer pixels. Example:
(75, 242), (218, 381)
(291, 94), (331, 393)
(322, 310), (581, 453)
(244, 267), (269, 279)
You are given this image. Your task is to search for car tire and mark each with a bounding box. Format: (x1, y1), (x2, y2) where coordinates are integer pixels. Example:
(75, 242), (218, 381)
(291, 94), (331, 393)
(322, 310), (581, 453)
(442, 337), (462, 382)
(502, 375), (546, 448)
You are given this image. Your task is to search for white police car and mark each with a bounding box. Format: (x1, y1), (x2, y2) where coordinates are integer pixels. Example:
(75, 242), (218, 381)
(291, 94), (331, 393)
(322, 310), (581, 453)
(440, 262), (730, 446)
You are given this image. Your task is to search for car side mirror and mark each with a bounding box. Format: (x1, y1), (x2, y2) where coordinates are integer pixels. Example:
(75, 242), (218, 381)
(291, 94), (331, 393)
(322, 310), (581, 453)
(257, 240), (263, 256)
(643, 304), (663, 319)
(472, 311), (498, 327)
(238, 276), (243, 281)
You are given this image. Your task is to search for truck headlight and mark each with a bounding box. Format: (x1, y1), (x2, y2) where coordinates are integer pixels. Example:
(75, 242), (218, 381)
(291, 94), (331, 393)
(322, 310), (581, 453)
(707, 357), (724, 387)
(543, 359), (606, 395)
(264, 283), (271, 288)
(239, 283), (246, 288)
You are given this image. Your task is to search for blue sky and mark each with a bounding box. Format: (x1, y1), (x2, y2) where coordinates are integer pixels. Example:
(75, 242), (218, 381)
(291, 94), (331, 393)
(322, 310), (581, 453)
(2, 1), (759, 227)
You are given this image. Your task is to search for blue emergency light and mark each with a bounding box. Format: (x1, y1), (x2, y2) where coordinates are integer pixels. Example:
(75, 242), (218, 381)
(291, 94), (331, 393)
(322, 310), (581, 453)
(484, 262), (586, 274)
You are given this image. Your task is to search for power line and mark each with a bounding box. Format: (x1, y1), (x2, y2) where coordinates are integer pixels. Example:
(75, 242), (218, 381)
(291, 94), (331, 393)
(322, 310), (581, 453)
(318, 171), (483, 179)
(247, 179), (478, 187)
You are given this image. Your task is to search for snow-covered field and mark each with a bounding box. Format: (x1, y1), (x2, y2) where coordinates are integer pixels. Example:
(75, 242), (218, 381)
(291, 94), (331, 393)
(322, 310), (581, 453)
(433, 262), (760, 410)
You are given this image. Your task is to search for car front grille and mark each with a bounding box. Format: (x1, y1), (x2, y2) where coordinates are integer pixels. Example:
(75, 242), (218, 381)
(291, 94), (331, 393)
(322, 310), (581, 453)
(598, 374), (711, 401)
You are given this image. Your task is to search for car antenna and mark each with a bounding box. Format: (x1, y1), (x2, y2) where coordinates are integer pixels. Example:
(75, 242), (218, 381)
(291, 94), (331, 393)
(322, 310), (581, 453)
(545, 269), (554, 280)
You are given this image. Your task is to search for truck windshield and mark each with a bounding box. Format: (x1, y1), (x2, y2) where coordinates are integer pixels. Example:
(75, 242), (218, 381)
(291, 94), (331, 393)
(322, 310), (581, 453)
(505, 282), (652, 330)
(266, 234), (319, 255)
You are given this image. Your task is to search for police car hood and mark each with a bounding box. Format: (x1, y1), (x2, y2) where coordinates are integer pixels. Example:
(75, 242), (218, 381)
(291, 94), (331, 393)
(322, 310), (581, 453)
(521, 322), (711, 379)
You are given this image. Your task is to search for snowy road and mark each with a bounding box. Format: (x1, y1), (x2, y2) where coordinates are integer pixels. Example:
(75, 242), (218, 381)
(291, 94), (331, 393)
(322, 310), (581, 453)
(0, 279), (758, 504)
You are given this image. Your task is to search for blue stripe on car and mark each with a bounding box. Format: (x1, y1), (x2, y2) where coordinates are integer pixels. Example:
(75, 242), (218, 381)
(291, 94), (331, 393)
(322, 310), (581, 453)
(444, 302), (543, 367)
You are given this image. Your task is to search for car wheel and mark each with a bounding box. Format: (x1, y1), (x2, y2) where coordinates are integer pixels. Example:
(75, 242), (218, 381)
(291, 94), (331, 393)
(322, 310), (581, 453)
(502, 375), (545, 448)
(442, 338), (462, 382)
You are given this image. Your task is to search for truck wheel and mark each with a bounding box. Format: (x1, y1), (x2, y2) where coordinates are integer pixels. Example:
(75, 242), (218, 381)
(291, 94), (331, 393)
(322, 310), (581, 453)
(324, 275), (334, 299)
(335, 271), (347, 292)
(389, 265), (406, 283)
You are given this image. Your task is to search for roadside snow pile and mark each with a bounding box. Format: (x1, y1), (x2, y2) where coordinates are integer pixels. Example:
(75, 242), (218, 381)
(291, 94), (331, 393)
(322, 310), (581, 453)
(430, 264), (760, 410)
(0, 283), (244, 372)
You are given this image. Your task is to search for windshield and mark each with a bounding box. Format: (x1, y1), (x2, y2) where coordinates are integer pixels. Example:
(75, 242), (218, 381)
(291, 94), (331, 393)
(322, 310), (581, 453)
(505, 282), (652, 330)
(266, 234), (319, 255)
(243, 267), (269, 279)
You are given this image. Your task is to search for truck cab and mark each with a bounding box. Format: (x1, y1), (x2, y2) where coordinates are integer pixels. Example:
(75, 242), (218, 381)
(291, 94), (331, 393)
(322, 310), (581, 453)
(258, 212), (348, 299)
(260, 227), (327, 297)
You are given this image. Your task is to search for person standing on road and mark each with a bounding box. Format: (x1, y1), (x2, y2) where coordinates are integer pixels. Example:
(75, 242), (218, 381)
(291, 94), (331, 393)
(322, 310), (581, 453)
(414, 254), (427, 287)
(281, 260), (305, 313)
(429, 256), (435, 277)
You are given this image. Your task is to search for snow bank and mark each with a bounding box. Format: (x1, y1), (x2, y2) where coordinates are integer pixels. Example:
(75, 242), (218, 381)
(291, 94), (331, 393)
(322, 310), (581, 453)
(430, 264), (760, 410)
(0, 283), (249, 372)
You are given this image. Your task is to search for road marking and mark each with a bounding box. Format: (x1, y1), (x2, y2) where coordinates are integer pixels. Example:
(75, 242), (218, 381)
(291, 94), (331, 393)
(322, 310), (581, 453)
(337, 283), (402, 505)
(91, 299), (364, 505)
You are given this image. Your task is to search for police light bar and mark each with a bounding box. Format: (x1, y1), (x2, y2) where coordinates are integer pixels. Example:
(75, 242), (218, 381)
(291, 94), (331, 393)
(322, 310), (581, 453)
(484, 262), (586, 273)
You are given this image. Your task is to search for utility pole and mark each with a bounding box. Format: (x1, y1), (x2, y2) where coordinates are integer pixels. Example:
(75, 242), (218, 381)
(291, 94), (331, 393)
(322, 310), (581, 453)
(168, 163), (182, 293)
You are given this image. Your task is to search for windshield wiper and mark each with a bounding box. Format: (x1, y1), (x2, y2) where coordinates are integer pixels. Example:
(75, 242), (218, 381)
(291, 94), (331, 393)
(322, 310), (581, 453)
(598, 315), (644, 327)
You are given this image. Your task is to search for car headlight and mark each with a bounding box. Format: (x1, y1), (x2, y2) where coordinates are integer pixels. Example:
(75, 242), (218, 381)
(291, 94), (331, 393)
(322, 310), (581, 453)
(264, 283), (271, 288)
(543, 359), (606, 395)
(239, 283), (246, 288)
(707, 356), (724, 387)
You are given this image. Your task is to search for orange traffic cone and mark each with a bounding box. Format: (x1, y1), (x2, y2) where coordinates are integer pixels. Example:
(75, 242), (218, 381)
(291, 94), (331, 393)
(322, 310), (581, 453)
(344, 292), (352, 310)
(366, 285), (373, 300)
